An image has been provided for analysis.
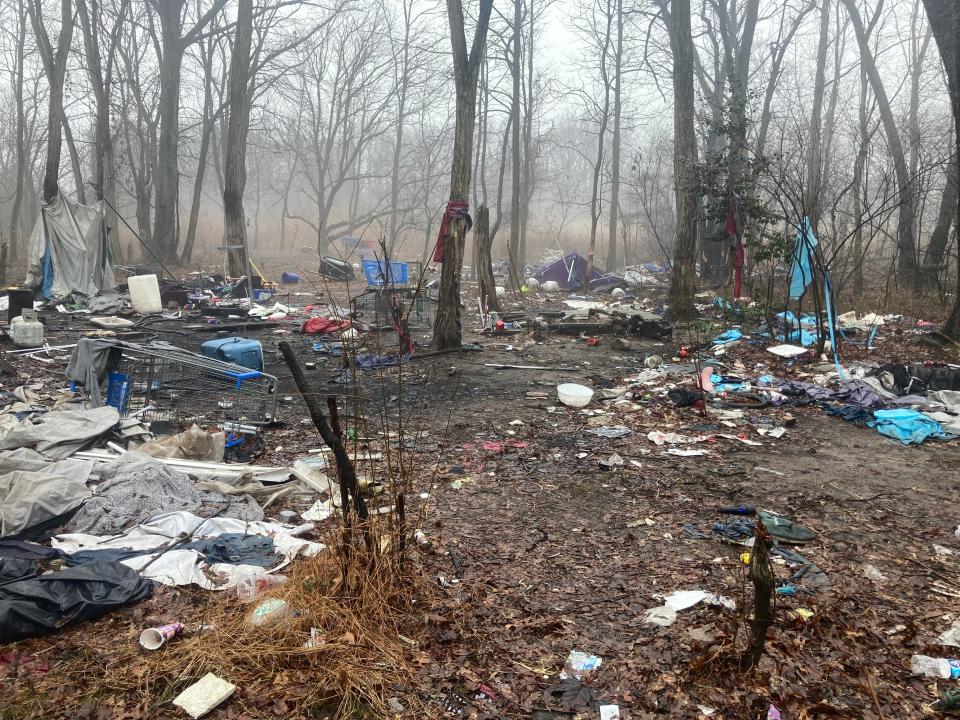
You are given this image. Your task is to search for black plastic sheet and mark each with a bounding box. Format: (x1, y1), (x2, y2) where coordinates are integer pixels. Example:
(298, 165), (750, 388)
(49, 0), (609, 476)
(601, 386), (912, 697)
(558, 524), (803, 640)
(0, 561), (153, 642)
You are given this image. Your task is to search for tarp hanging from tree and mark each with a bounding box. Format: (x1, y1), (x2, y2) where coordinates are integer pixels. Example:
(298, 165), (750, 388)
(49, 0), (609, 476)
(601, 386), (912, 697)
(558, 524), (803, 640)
(789, 216), (817, 300)
(24, 193), (116, 300)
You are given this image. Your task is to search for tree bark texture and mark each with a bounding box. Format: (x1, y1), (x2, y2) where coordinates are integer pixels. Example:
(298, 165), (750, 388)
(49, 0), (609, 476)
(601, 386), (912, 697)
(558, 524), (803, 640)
(29, 0), (74, 204)
(843, 0), (919, 287)
(666, 0), (698, 320)
(432, 0), (493, 351)
(921, 0), (960, 335)
(583, 0), (613, 292)
(805, 0), (831, 226)
(508, 0), (522, 289)
(606, 0), (623, 273)
(222, 0), (254, 278)
(923, 151), (958, 273)
(475, 205), (501, 314)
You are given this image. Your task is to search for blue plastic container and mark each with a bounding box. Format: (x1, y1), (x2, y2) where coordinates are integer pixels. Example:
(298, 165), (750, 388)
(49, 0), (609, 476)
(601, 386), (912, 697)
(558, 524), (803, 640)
(362, 260), (408, 286)
(200, 337), (264, 371)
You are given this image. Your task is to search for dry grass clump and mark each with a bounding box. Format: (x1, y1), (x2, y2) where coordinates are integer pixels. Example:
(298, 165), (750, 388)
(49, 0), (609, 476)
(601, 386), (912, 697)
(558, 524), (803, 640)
(138, 530), (426, 717)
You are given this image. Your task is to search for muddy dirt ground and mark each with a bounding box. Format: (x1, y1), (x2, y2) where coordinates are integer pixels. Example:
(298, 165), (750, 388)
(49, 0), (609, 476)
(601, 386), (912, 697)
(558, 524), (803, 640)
(3, 277), (960, 719)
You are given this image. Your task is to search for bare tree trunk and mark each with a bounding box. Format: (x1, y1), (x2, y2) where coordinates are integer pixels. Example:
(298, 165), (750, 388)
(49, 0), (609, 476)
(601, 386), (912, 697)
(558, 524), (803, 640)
(666, 0), (698, 320)
(5, 0), (28, 279)
(432, 0), (493, 350)
(924, 151), (959, 272)
(30, 0), (74, 204)
(388, 1), (413, 257)
(181, 33), (217, 265)
(61, 116), (86, 204)
(150, 0), (228, 265)
(507, 0), (523, 289)
(475, 205), (500, 313)
(606, 0), (624, 273)
(805, 0), (830, 225)
(222, 0), (254, 278)
(843, 0), (919, 288)
(852, 66), (869, 294)
(79, 0), (124, 261)
(583, 0), (614, 292)
(920, 0), (960, 335)
(153, 2), (184, 264)
(519, 1), (535, 277)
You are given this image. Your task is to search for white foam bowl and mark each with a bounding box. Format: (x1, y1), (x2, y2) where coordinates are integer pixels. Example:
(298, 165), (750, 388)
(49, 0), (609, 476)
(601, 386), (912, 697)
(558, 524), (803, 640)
(557, 383), (593, 408)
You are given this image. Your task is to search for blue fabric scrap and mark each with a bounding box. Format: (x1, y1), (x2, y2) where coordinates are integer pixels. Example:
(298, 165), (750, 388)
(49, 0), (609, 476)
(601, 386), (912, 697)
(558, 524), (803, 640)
(712, 329), (743, 345)
(868, 408), (946, 445)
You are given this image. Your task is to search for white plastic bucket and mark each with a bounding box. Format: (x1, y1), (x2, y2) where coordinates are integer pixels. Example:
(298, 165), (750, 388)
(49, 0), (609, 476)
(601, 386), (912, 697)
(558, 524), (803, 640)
(128, 274), (163, 314)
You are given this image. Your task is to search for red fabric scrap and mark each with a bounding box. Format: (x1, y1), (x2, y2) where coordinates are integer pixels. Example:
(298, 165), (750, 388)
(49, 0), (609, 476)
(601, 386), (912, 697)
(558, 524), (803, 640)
(300, 317), (351, 335)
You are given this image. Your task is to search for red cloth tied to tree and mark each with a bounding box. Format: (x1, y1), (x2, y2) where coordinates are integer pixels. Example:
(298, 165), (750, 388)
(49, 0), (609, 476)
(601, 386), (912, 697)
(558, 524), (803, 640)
(433, 201), (472, 263)
(726, 197), (745, 299)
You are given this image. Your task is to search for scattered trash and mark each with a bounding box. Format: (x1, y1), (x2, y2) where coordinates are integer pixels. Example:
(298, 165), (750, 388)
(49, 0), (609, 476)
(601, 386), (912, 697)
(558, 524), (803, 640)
(767, 344), (808, 358)
(599, 705), (621, 720)
(939, 621), (960, 647)
(588, 425), (632, 438)
(767, 704), (782, 720)
(248, 598), (291, 626)
(599, 453), (624, 470)
(139, 622), (183, 650)
(559, 650), (602, 680)
(862, 564), (887, 582)
(387, 697), (406, 713)
(911, 654), (960, 679)
(644, 590), (735, 627)
(643, 605), (678, 627)
(172, 672), (237, 719)
(557, 383), (593, 408)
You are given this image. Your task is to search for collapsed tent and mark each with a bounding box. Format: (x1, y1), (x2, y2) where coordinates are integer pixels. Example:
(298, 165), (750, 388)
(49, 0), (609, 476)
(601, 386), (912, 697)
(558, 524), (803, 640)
(24, 192), (116, 301)
(532, 252), (619, 291)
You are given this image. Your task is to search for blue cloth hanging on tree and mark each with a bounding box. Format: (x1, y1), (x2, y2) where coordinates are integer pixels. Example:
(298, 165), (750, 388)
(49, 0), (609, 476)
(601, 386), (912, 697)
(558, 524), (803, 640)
(789, 216), (817, 300)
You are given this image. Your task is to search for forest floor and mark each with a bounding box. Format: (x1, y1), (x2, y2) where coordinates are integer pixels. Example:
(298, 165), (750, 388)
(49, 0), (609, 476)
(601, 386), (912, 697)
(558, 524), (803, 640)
(3, 275), (960, 720)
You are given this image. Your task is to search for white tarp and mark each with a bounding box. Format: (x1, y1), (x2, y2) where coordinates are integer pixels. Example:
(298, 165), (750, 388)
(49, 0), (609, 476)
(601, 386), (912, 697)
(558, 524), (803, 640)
(25, 192), (116, 300)
(52, 511), (325, 589)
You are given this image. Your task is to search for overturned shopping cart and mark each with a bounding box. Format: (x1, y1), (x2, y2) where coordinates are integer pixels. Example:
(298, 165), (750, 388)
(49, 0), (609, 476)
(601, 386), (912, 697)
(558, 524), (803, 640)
(69, 339), (279, 427)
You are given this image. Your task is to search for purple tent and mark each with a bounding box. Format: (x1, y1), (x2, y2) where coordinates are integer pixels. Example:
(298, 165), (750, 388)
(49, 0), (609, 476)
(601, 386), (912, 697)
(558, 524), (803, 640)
(532, 252), (619, 291)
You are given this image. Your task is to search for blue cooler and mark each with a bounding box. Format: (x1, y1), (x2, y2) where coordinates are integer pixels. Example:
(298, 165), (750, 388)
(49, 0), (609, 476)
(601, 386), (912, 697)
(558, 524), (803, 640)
(200, 337), (264, 371)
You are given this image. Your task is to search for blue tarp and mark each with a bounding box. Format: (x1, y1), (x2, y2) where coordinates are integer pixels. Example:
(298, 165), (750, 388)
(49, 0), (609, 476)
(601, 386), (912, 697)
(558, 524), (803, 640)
(712, 329), (743, 345)
(789, 217), (817, 300)
(868, 409), (947, 445)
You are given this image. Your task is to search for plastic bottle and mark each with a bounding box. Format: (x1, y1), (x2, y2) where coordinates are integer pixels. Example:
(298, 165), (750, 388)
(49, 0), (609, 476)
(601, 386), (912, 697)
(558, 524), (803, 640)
(235, 574), (288, 602)
(911, 654), (960, 679)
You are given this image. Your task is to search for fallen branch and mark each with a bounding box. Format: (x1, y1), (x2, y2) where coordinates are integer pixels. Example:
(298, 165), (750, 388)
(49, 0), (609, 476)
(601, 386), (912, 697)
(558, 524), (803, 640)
(278, 341), (368, 521)
(483, 363), (579, 371)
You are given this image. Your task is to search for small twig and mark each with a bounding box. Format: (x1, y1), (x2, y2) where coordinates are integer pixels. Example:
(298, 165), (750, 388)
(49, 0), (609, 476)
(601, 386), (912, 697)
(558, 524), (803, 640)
(862, 667), (886, 720)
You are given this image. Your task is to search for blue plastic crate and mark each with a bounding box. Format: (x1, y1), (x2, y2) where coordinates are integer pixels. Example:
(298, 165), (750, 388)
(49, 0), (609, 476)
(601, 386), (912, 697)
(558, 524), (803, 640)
(362, 260), (408, 286)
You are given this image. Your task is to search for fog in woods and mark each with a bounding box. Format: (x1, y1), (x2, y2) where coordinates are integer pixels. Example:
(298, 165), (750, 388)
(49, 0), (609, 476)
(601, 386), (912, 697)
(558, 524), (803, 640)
(2, 0), (957, 312)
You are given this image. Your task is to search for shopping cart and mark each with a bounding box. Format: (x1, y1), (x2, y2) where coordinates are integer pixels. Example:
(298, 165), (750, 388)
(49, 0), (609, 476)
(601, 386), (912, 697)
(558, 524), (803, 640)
(99, 342), (279, 426)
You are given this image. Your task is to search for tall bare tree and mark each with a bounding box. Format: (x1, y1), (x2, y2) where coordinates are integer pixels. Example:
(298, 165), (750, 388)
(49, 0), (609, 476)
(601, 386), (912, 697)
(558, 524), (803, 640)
(664, 0), (697, 319)
(222, 0), (253, 277)
(148, 0), (229, 265)
(78, 0), (127, 261)
(29, 0), (73, 203)
(920, 0), (960, 335)
(432, 0), (494, 350)
(842, 0), (920, 288)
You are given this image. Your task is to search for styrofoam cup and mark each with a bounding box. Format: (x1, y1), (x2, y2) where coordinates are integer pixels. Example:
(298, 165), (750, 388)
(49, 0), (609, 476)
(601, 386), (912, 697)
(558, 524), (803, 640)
(139, 622), (183, 650)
